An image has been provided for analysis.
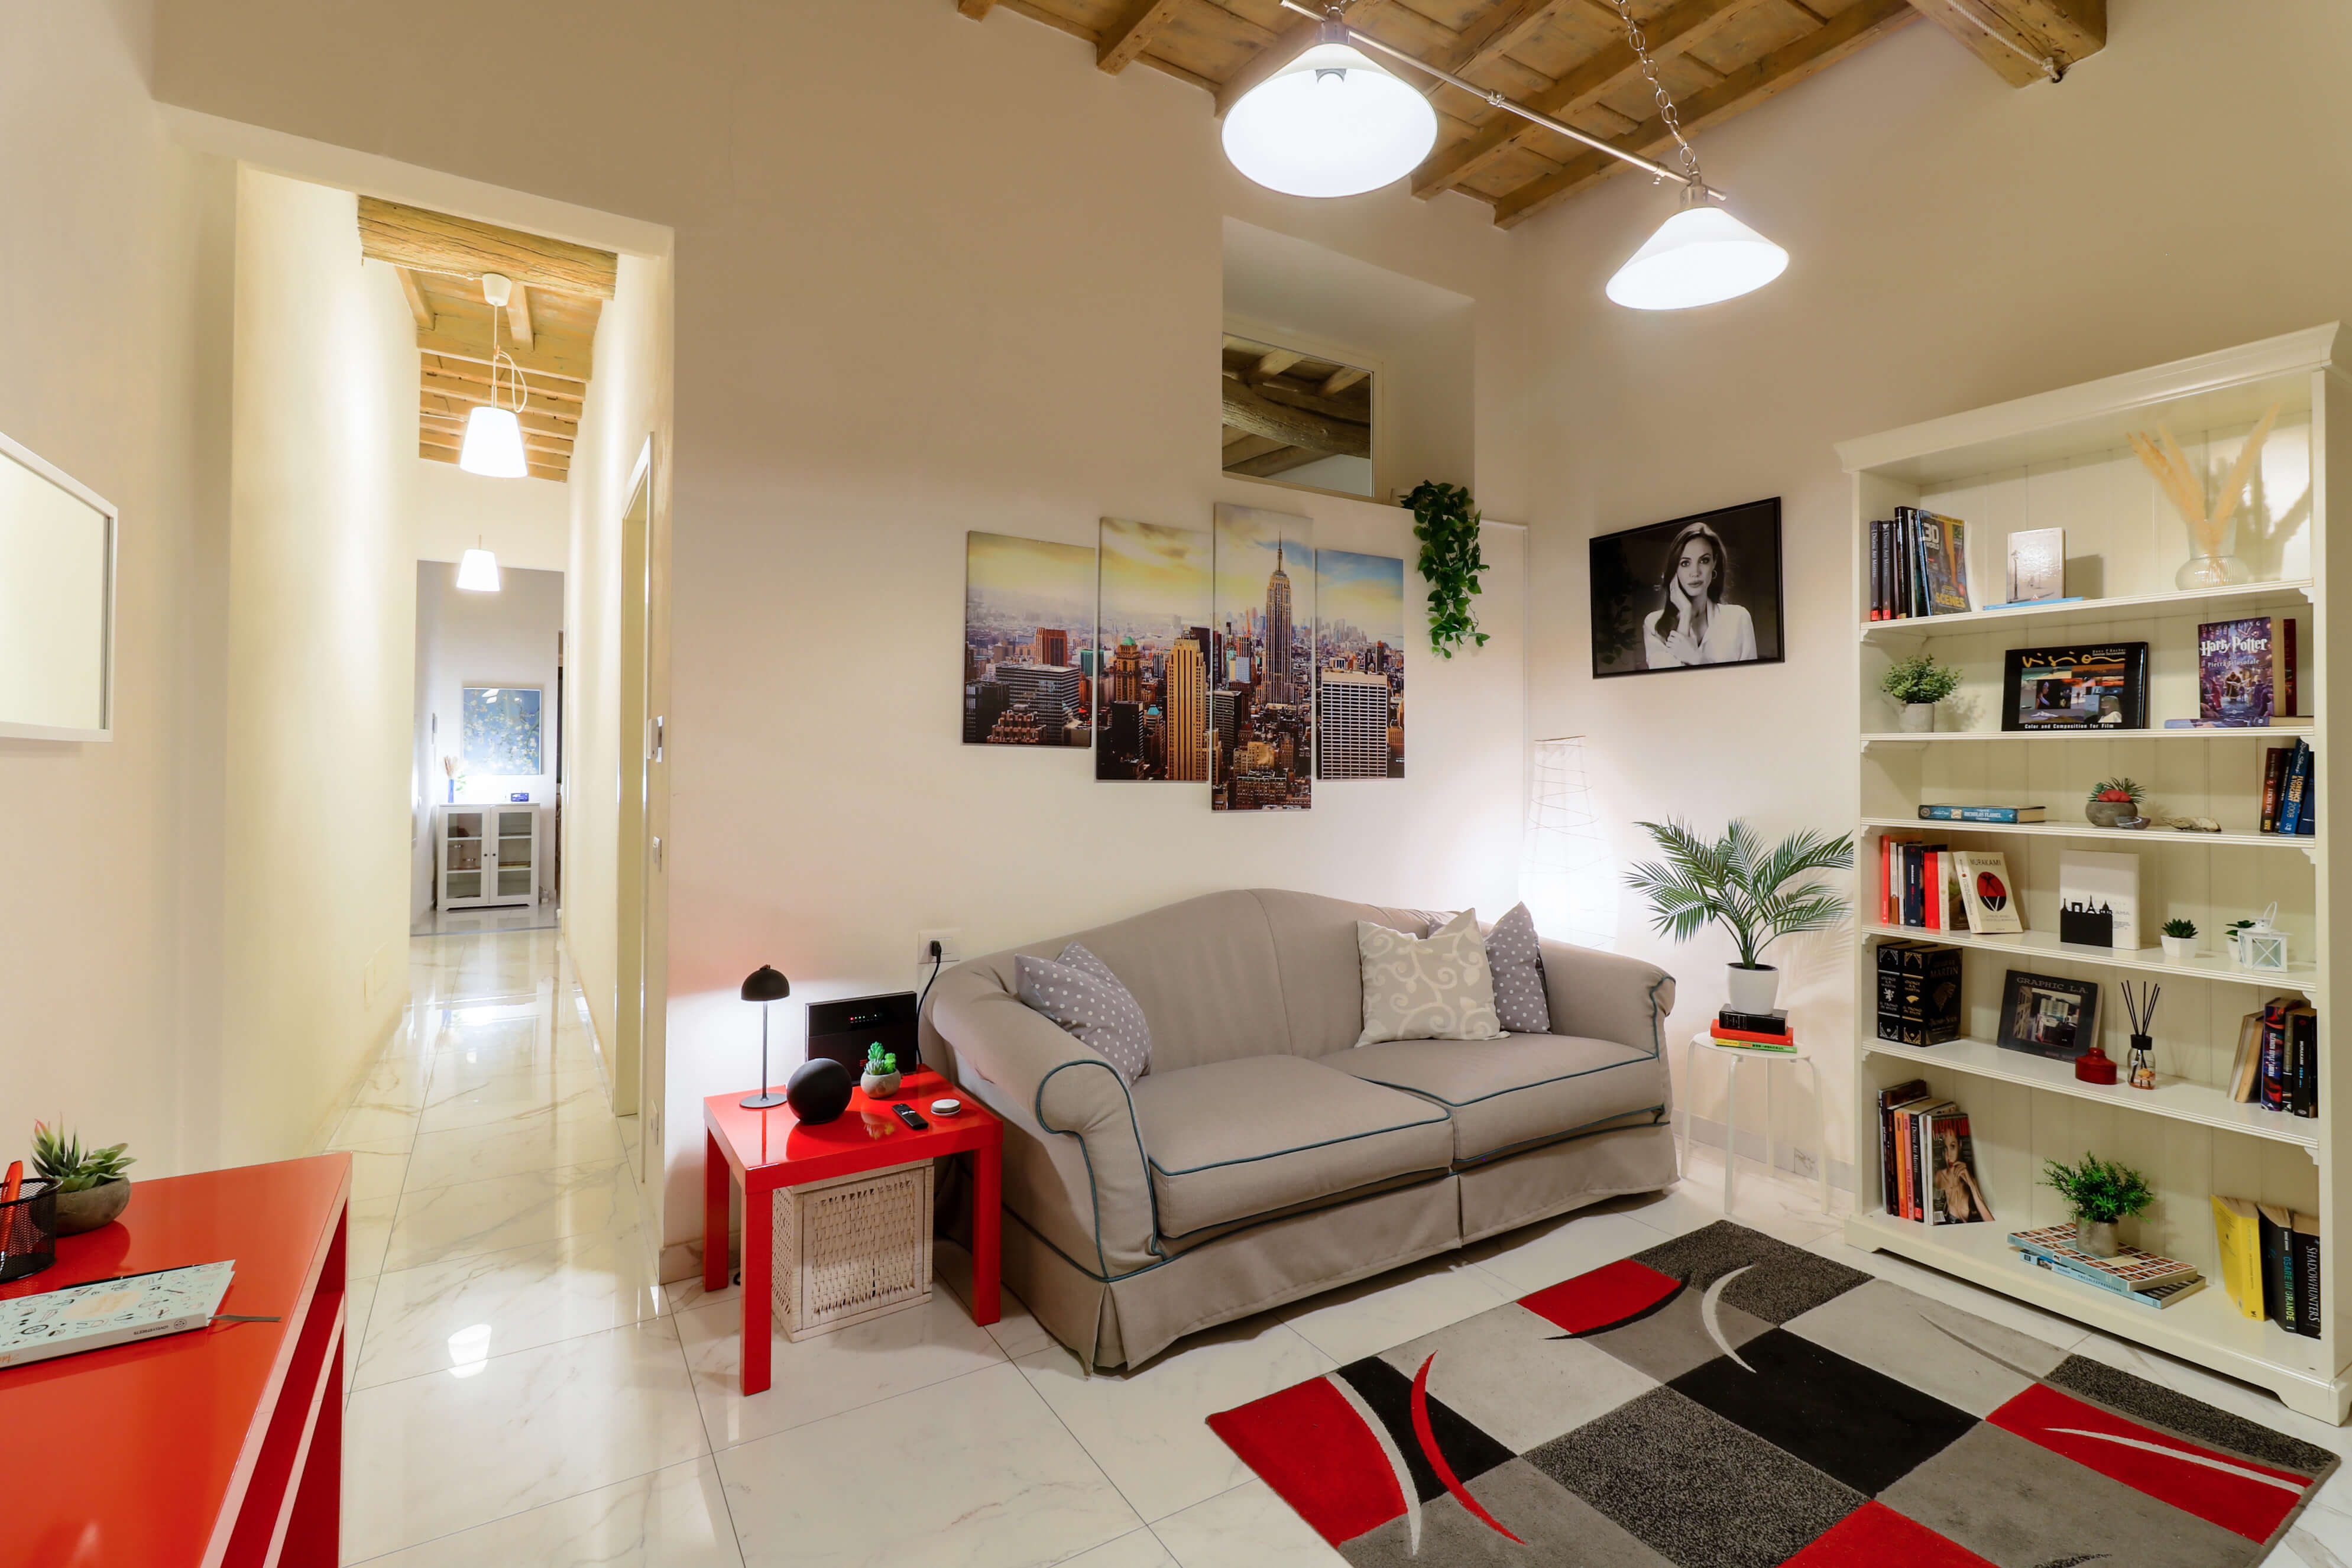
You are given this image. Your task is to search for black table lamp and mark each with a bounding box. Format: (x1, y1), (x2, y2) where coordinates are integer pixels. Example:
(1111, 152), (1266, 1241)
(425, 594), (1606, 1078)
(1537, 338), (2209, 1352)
(740, 964), (792, 1109)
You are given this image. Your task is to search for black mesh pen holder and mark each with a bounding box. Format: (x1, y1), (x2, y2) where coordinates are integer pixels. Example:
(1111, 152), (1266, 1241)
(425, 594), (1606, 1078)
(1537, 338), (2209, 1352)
(0, 1178), (59, 1283)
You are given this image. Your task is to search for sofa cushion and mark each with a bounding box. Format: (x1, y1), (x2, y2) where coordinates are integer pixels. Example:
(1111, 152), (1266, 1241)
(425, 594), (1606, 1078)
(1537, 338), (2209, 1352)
(1016, 943), (1152, 1085)
(1330, 1033), (1668, 1164)
(1129, 1055), (1454, 1239)
(1355, 911), (1505, 1047)
(1427, 903), (1551, 1034)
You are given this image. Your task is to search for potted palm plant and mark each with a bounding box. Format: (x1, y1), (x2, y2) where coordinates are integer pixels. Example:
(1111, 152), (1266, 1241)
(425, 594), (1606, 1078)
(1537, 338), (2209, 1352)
(1627, 819), (1855, 1015)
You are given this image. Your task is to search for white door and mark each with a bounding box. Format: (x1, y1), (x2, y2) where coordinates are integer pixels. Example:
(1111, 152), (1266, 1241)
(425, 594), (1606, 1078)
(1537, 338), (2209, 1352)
(440, 806), (492, 908)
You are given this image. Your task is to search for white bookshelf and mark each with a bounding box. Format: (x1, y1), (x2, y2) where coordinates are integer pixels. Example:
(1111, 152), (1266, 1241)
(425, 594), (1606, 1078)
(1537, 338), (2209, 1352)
(1836, 323), (2350, 1421)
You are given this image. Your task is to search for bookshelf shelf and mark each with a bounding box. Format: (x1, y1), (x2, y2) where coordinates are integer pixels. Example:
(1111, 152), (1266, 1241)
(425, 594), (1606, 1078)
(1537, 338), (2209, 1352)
(1837, 323), (2351, 1423)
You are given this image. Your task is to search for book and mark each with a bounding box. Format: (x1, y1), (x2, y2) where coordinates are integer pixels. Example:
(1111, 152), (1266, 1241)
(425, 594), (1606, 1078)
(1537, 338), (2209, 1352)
(2006, 526), (2063, 603)
(2211, 1195), (2266, 1320)
(2288, 1004), (2318, 1116)
(2292, 1211), (2322, 1339)
(2165, 717), (2276, 728)
(2262, 745), (2291, 831)
(1876, 1079), (1929, 1214)
(1710, 1036), (1797, 1053)
(2259, 1204), (2297, 1330)
(2279, 740), (2316, 835)
(2198, 615), (2297, 721)
(2227, 1008), (2265, 1103)
(2007, 1225), (2200, 1292)
(2017, 1250), (2205, 1308)
(2056, 849), (2139, 950)
(2001, 642), (2150, 731)
(1918, 804), (2047, 823)
(1877, 941), (1962, 1046)
(1718, 1008), (1789, 1035)
(1869, 520), (1886, 620)
(1917, 511), (1972, 614)
(1951, 850), (2023, 935)
(0, 1261), (235, 1369)
(1923, 1107), (1993, 1223)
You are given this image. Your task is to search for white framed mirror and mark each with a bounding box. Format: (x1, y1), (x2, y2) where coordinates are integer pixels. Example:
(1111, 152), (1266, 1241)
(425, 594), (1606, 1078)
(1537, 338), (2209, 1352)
(0, 431), (116, 741)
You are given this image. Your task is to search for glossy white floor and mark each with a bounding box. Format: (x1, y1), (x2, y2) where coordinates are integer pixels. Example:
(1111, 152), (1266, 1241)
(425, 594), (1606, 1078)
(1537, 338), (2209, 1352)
(327, 928), (2352, 1566)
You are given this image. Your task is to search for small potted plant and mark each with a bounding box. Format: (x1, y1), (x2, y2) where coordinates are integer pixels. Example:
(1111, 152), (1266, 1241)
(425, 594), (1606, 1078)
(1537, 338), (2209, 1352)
(861, 1042), (902, 1100)
(31, 1122), (134, 1235)
(1627, 818), (1854, 1015)
(2085, 777), (2144, 829)
(2160, 918), (2198, 964)
(2224, 916), (2258, 964)
(2042, 1152), (2153, 1258)
(1882, 653), (1961, 734)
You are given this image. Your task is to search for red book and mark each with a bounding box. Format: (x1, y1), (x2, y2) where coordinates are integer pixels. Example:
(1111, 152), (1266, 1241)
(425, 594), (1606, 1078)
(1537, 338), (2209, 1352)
(1712, 1026), (1796, 1046)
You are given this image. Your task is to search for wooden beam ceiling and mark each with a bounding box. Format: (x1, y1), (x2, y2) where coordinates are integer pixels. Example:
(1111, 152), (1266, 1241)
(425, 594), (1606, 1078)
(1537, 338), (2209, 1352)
(358, 197), (619, 298)
(1904, 0), (2102, 86)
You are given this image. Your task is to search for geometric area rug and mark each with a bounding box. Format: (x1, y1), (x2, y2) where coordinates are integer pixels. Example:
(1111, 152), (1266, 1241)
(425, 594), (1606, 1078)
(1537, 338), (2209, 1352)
(1207, 1223), (2339, 1566)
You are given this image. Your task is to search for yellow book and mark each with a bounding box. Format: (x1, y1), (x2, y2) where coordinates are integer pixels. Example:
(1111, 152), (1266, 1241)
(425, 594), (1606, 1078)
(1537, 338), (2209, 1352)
(2211, 1195), (2265, 1320)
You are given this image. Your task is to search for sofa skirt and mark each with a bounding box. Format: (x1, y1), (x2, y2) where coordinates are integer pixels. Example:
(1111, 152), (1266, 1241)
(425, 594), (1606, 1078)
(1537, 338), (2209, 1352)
(1456, 1116), (1678, 1244)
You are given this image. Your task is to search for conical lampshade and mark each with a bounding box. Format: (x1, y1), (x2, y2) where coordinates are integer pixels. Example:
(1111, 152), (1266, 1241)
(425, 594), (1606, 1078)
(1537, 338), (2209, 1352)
(1605, 203), (1789, 310)
(455, 547), (502, 592)
(1222, 42), (1437, 199)
(458, 404), (530, 478)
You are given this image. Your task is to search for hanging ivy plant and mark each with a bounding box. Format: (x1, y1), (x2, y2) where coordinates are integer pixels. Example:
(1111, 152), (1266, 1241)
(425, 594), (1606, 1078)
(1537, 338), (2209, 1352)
(1408, 480), (1488, 659)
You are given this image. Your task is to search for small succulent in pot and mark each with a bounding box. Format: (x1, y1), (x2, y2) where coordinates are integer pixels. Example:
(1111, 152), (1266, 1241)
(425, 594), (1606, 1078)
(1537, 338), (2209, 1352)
(2043, 1152), (2154, 1258)
(2085, 776), (2145, 829)
(861, 1042), (902, 1098)
(2160, 917), (2198, 963)
(31, 1122), (135, 1235)
(1882, 653), (1961, 733)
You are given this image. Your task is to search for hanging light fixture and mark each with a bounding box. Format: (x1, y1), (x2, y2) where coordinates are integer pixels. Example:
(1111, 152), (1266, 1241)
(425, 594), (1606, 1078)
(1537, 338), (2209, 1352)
(1233, 1), (1787, 309)
(456, 536), (502, 592)
(458, 273), (532, 478)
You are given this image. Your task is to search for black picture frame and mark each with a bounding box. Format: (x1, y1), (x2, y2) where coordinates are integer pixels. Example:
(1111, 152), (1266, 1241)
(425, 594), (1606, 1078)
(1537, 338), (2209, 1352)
(2000, 642), (2150, 731)
(1589, 498), (1784, 678)
(1996, 969), (2102, 1062)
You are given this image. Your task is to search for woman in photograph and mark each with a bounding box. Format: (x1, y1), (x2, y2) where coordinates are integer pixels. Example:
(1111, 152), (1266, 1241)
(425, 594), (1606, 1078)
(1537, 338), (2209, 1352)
(1642, 520), (1757, 668)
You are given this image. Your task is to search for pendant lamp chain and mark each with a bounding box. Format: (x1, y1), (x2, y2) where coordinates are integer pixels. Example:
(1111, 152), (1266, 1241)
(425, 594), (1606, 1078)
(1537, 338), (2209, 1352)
(1610, 0), (1701, 187)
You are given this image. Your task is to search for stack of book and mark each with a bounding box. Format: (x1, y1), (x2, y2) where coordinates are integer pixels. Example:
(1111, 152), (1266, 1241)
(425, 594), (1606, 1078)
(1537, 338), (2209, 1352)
(2212, 1196), (2320, 1336)
(1868, 507), (1972, 621)
(1875, 940), (1962, 1046)
(2008, 1224), (2205, 1310)
(1875, 1080), (1994, 1223)
(2260, 738), (2317, 835)
(2225, 997), (2318, 1115)
(1878, 837), (1969, 931)
(1711, 1009), (1794, 1052)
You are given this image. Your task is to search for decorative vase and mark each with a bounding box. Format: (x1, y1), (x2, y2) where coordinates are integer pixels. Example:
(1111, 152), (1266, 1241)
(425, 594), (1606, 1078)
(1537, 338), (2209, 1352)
(861, 1070), (902, 1100)
(1725, 964), (1780, 1015)
(1896, 702), (1935, 734)
(2075, 1217), (2121, 1258)
(51, 1177), (130, 1236)
(2160, 935), (2195, 964)
(2073, 1044), (2117, 1084)
(2085, 800), (2133, 828)
(446, 779), (456, 804)
(2175, 553), (2253, 590)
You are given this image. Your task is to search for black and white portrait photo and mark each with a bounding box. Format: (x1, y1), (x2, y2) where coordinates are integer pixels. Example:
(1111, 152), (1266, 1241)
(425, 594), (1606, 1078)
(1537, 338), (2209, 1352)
(1588, 498), (1785, 678)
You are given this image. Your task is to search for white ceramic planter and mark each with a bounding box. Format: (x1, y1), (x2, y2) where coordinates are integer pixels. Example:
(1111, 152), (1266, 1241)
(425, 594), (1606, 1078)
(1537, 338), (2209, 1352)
(2160, 935), (2196, 964)
(861, 1071), (901, 1099)
(1726, 964), (1781, 1015)
(1896, 703), (1935, 734)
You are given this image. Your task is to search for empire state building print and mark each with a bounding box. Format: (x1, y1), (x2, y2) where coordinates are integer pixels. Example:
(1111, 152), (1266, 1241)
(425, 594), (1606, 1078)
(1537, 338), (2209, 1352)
(1211, 503), (1314, 811)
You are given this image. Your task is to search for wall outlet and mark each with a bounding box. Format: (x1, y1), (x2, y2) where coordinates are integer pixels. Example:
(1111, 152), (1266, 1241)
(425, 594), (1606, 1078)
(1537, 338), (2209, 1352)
(917, 929), (964, 966)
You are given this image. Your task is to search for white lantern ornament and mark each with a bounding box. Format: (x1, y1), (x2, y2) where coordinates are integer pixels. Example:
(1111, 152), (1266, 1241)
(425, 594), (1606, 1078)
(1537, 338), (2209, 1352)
(2237, 903), (2289, 973)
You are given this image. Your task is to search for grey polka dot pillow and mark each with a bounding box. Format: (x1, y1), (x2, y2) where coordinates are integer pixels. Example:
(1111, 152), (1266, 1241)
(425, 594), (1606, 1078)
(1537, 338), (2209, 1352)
(1425, 902), (1551, 1034)
(1015, 942), (1152, 1086)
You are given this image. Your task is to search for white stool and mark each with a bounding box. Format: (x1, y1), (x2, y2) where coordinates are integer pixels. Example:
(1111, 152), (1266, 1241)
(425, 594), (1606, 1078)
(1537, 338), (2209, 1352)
(1682, 1032), (1831, 1219)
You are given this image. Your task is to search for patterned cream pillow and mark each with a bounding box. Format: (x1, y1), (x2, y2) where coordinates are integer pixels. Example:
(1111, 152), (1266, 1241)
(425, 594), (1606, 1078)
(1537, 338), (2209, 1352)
(1355, 910), (1505, 1047)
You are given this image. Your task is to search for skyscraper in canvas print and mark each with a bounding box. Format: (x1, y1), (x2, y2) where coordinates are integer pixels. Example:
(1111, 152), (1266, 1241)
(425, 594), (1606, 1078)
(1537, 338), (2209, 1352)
(1096, 518), (1212, 781)
(1316, 549), (1404, 779)
(963, 531), (1094, 747)
(1212, 504), (1313, 811)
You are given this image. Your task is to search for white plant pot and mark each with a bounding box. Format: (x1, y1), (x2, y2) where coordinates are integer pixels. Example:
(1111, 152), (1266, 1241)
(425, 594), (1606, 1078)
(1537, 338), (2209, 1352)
(1726, 964), (1780, 1015)
(2160, 935), (2196, 964)
(1896, 702), (1936, 734)
(861, 1071), (901, 1099)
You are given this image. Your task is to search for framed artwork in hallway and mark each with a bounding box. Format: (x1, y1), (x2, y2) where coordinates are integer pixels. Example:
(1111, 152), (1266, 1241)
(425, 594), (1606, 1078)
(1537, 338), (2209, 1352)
(1212, 503), (1314, 811)
(462, 685), (543, 776)
(1094, 517), (1211, 782)
(1589, 497), (1784, 678)
(962, 531), (1094, 747)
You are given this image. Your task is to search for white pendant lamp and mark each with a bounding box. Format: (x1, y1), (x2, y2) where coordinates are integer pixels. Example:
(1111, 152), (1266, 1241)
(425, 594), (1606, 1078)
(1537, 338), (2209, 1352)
(458, 273), (533, 478)
(456, 540), (502, 592)
(1235, 1), (1787, 310)
(1222, 33), (1436, 198)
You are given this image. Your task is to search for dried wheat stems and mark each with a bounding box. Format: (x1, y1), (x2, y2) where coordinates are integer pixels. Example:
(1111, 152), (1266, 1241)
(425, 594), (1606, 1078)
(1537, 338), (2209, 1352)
(2128, 401), (2281, 564)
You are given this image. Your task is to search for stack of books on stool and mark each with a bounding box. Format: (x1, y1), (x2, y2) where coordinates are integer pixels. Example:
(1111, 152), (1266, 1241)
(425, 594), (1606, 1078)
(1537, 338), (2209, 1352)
(1713, 1009), (1796, 1053)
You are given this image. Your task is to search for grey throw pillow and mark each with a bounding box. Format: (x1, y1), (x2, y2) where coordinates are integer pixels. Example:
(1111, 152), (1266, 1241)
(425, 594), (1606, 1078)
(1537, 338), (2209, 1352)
(1356, 910), (1505, 1047)
(1015, 942), (1152, 1086)
(1424, 902), (1552, 1034)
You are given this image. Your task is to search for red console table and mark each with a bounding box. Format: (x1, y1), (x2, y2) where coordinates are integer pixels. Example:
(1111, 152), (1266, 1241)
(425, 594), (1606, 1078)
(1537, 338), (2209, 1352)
(0, 1154), (351, 1567)
(705, 1069), (1000, 1395)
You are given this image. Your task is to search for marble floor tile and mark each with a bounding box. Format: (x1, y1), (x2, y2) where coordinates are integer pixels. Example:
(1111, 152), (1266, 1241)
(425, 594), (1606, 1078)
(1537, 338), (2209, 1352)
(1276, 1253), (1510, 1366)
(1152, 1480), (1342, 1568)
(676, 1287), (1005, 1447)
(1461, 1207), (1670, 1298)
(349, 1456), (740, 1567)
(341, 1141), (413, 1202)
(345, 1275), (378, 1391)
(934, 1237), (1055, 1360)
(349, 1193), (400, 1279)
(1016, 1316), (1336, 1523)
(382, 1161), (640, 1273)
(717, 1362), (1141, 1568)
(1807, 1231), (2095, 1353)
(357, 1227), (669, 1389)
(342, 1317), (708, 1561)
(415, 1068), (613, 1135)
(333, 1101), (425, 1149)
(661, 1273), (740, 1316)
(1064, 1530), (1181, 1568)
(406, 1117), (627, 1190)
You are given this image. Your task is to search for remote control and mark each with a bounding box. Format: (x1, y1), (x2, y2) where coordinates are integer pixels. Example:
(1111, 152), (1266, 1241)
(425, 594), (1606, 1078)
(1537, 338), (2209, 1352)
(893, 1104), (929, 1131)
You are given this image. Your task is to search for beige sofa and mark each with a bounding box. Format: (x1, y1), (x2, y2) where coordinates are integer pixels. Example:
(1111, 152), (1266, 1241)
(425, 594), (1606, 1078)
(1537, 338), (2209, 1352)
(919, 889), (1678, 1369)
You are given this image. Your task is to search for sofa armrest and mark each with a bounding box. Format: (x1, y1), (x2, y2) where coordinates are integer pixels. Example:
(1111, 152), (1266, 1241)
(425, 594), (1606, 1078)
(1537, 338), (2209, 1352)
(1538, 940), (1674, 1061)
(925, 965), (1158, 1278)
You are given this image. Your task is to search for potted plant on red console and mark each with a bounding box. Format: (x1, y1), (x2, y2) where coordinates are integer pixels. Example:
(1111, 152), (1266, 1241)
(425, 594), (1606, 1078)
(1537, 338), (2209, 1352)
(31, 1121), (134, 1235)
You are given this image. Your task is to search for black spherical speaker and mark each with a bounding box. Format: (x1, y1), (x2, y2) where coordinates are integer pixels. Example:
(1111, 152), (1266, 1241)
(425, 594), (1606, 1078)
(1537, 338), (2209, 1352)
(785, 1058), (854, 1126)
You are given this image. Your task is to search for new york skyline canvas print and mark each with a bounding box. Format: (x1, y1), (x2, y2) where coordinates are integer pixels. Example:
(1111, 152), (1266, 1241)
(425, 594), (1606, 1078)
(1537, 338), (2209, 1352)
(1315, 549), (1404, 779)
(1212, 503), (1313, 811)
(1095, 517), (1212, 782)
(963, 530), (1094, 747)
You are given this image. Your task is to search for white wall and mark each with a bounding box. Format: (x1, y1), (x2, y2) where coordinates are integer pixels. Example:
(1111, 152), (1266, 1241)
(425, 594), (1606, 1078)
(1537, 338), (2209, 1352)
(413, 455), (569, 573)
(1515, 2), (2352, 1189)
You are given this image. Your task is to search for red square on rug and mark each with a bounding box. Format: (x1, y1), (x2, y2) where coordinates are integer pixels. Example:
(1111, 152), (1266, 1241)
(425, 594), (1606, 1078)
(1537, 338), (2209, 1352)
(1204, 1376), (1406, 1547)
(1783, 1501), (1997, 1567)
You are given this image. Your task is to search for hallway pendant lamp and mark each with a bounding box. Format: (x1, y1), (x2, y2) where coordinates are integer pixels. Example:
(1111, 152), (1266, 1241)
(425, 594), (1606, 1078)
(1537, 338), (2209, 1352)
(455, 539), (503, 592)
(458, 273), (533, 478)
(1239, 1), (1787, 309)
(740, 964), (793, 1110)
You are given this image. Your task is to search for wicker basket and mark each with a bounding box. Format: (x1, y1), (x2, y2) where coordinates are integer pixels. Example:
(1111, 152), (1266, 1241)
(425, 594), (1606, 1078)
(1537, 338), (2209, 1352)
(773, 1162), (934, 1341)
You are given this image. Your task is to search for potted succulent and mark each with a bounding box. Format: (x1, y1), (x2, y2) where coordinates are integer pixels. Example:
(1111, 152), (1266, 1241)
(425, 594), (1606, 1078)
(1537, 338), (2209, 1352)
(860, 1042), (902, 1100)
(2085, 777), (2144, 829)
(1627, 818), (1854, 1016)
(31, 1122), (134, 1235)
(2160, 918), (2198, 964)
(2043, 1152), (2153, 1259)
(1881, 653), (1961, 734)
(2223, 916), (2259, 964)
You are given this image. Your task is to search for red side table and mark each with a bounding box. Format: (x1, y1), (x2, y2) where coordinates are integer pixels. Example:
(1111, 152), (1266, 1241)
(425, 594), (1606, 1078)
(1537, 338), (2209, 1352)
(704, 1069), (1002, 1395)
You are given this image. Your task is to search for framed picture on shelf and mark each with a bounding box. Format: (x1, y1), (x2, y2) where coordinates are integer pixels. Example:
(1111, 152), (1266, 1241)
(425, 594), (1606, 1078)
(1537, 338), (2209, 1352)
(1589, 497), (1784, 677)
(2000, 642), (2149, 731)
(1995, 970), (2101, 1062)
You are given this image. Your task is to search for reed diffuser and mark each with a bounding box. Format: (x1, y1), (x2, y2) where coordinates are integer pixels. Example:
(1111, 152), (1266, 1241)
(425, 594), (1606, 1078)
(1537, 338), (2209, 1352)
(2119, 979), (2162, 1090)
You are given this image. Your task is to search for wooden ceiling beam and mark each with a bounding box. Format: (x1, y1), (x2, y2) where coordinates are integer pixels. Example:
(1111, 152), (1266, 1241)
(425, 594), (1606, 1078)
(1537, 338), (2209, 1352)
(1414, 0), (1767, 198)
(1229, 445), (1333, 478)
(505, 283), (535, 349)
(418, 441), (568, 481)
(1099, 0), (1188, 73)
(1493, 0), (1917, 227)
(422, 365), (586, 408)
(1222, 376), (1369, 458)
(1253, 348), (1304, 378)
(1433, 0), (1567, 80)
(417, 425), (575, 459)
(420, 383), (580, 425)
(1320, 365), (1369, 397)
(396, 268), (435, 332)
(1214, 0), (1417, 118)
(416, 318), (592, 383)
(956, 0), (995, 15)
(359, 197), (618, 299)
(1904, 0), (2101, 86)
(420, 399), (579, 442)
(1221, 432), (1291, 466)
